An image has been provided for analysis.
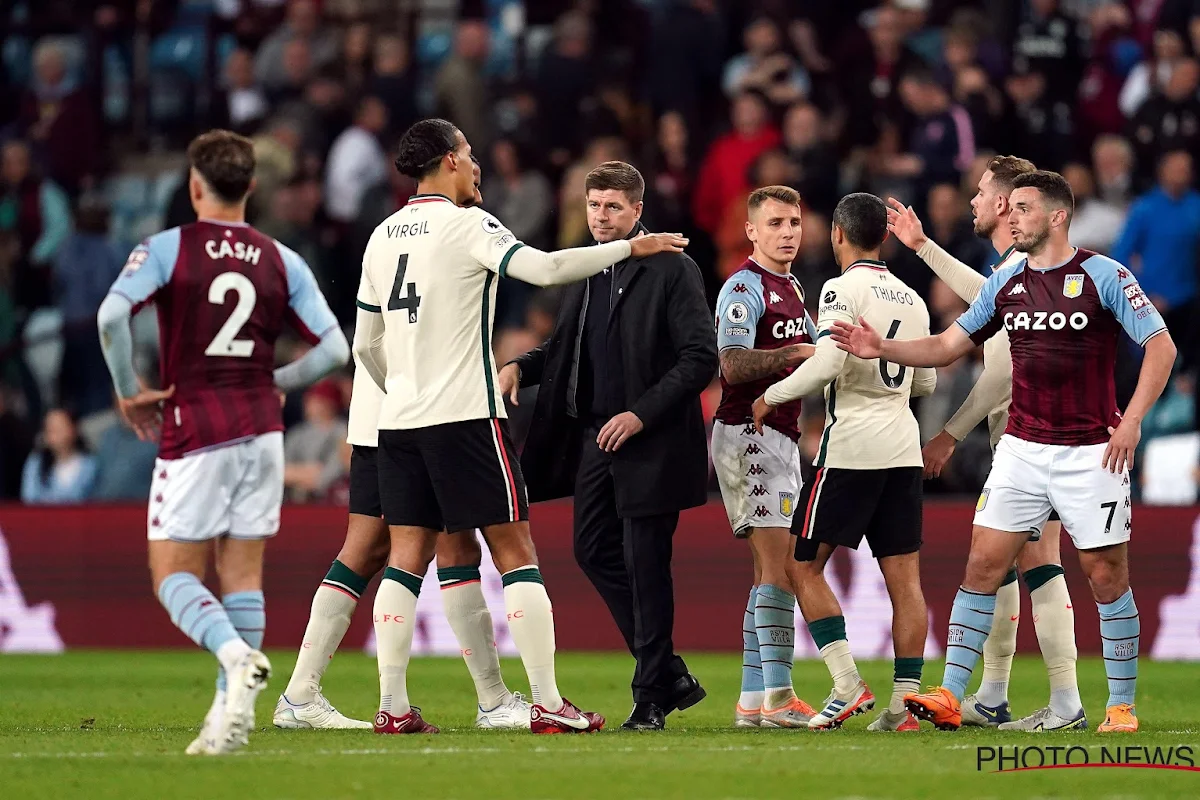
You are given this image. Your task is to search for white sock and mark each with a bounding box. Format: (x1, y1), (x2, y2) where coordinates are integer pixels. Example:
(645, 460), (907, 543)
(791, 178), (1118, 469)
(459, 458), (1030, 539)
(375, 570), (421, 717)
(977, 575), (1019, 707)
(739, 690), (765, 711)
(439, 568), (511, 710)
(1031, 574), (1081, 718)
(216, 638), (252, 675)
(285, 585), (359, 703)
(502, 566), (562, 712)
(890, 679), (920, 715)
(819, 640), (861, 694)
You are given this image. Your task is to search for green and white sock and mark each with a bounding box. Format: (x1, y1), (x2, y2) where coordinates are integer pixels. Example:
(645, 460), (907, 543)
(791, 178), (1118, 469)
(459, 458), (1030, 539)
(286, 560), (369, 704)
(891, 657), (923, 714)
(977, 569), (1019, 707)
(375, 567), (422, 716)
(440, 566), (510, 711)
(808, 615), (860, 694)
(502, 566), (563, 712)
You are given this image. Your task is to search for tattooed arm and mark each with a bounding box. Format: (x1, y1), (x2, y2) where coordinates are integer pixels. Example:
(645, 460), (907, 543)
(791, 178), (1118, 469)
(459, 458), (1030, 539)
(719, 344), (814, 384)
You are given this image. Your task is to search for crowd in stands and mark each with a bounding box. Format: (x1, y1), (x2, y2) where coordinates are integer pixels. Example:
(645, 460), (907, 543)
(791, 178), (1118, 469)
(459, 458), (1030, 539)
(2, 0), (1200, 506)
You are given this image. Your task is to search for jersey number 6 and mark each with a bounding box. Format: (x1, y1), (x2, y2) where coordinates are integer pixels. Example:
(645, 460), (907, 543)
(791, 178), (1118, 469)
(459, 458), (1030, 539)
(879, 319), (907, 389)
(388, 254), (422, 323)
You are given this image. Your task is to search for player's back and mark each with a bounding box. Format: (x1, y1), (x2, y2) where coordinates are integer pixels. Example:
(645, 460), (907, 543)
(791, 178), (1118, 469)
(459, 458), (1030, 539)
(360, 194), (520, 430)
(816, 261), (931, 469)
(130, 221), (320, 457)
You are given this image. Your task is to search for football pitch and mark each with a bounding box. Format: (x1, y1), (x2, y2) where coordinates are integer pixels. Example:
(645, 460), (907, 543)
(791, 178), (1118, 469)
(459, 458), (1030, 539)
(1, 652), (1197, 799)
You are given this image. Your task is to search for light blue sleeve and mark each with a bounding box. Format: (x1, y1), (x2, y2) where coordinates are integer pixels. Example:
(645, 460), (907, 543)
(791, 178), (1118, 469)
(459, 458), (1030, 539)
(1083, 253), (1168, 345)
(277, 241), (339, 343)
(955, 263), (1019, 342)
(32, 182), (71, 264)
(106, 228), (181, 308)
(715, 271), (766, 351)
(803, 309), (818, 340)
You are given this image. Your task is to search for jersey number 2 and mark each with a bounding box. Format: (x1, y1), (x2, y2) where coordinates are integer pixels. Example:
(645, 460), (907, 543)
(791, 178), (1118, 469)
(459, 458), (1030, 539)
(879, 319), (907, 389)
(388, 254), (422, 323)
(205, 272), (257, 358)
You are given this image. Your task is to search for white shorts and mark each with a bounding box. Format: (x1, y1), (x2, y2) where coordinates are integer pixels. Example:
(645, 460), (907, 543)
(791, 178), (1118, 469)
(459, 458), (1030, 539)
(975, 434), (1131, 550)
(711, 420), (803, 536)
(147, 432), (284, 542)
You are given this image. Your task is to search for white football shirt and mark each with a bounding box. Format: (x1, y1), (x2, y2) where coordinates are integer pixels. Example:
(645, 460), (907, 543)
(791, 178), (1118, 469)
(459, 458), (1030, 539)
(346, 353), (383, 447)
(356, 194), (523, 430)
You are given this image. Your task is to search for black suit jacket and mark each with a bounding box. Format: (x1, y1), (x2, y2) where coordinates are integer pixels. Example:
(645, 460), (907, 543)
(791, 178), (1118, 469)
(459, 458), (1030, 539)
(512, 237), (718, 518)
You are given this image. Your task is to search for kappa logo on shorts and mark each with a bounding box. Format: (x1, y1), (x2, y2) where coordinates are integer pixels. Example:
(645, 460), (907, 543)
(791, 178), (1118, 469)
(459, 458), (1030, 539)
(746, 464), (767, 476)
(749, 484), (768, 497)
(976, 489), (990, 512)
(743, 424), (759, 436)
(780, 492), (795, 517)
(751, 506), (771, 518)
(743, 443), (762, 456)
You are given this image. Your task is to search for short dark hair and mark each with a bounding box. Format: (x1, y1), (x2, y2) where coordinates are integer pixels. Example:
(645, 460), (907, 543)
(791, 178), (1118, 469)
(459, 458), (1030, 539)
(1011, 170), (1075, 215)
(187, 130), (255, 204)
(986, 155), (1036, 194)
(832, 192), (888, 250)
(585, 161), (645, 204)
(747, 185), (801, 216)
(395, 118), (459, 179)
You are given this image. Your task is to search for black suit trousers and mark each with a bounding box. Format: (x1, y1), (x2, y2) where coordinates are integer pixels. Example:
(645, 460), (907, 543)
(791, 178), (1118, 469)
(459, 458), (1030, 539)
(572, 423), (687, 704)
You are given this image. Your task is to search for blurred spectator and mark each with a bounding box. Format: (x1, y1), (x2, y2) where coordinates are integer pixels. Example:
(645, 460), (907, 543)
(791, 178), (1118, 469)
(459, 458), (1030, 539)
(1092, 133), (1136, 208)
(1120, 28), (1187, 119)
(266, 38), (314, 106)
(1013, 0), (1083, 102)
(714, 149), (795, 279)
(643, 111), (696, 235)
(892, 70), (976, 199)
(482, 139), (553, 251)
(925, 183), (989, 273)
(1003, 65), (1074, 171)
(89, 399), (159, 501)
(1063, 161), (1127, 254)
(336, 21), (374, 97)
(782, 103), (839, 215)
(1128, 58), (1200, 188)
(692, 91), (781, 236)
(1076, 3), (1141, 146)
(254, 0), (338, 91)
(21, 408), (96, 504)
(646, 0), (725, 132)
(216, 48), (269, 134)
(0, 386), (34, 500)
(1111, 150), (1200, 366)
(54, 195), (121, 417)
(722, 17), (809, 110)
(283, 379), (348, 502)
(793, 210), (835, 312)
(324, 96), (389, 223)
(17, 39), (101, 195)
(249, 117), (301, 220)
(258, 176), (330, 295)
(535, 12), (597, 163)
(368, 34), (418, 139)
(0, 139), (72, 311)
(435, 20), (492, 157)
(838, 5), (923, 150)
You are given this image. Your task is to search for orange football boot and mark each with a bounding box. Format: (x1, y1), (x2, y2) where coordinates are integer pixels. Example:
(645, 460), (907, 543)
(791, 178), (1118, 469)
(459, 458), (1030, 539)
(904, 686), (962, 730)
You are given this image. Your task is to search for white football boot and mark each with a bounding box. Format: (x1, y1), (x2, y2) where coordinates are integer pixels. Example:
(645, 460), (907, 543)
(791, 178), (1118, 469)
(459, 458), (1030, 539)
(186, 690), (225, 755)
(212, 650), (272, 754)
(475, 692), (534, 729)
(273, 691), (372, 730)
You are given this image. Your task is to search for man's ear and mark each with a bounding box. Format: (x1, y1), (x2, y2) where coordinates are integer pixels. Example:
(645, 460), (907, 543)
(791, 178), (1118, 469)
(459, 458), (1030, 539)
(745, 220), (757, 243)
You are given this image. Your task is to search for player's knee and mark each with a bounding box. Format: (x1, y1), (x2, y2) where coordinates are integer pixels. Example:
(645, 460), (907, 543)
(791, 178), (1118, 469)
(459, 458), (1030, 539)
(437, 530), (483, 568)
(963, 550), (1009, 592)
(1084, 558), (1128, 603)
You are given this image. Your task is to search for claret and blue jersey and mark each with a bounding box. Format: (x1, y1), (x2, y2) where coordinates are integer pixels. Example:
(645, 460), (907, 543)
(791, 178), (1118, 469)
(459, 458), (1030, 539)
(955, 248), (1167, 447)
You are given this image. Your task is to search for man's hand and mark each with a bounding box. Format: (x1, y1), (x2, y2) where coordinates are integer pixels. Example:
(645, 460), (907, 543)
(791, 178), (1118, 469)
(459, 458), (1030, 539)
(1104, 417), (1141, 473)
(498, 363), (520, 405)
(597, 412), (644, 452)
(751, 395), (773, 435)
(630, 233), (689, 258)
(118, 384), (175, 442)
(922, 430), (958, 479)
(830, 317), (882, 359)
(886, 198), (928, 252)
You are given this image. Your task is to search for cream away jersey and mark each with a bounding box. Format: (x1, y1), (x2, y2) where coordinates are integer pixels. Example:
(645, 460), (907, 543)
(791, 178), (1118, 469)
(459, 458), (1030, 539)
(356, 193), (523, 430)
(346, 352), (383, 447)
(812, 260), (934, 470)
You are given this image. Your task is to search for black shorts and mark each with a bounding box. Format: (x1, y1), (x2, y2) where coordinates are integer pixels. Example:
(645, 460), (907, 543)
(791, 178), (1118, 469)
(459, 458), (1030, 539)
(1048, 509), (1061, 522)
(348, 445), (383, 518)
(377, 418), (529, 531)
(793, 466), (923, 561)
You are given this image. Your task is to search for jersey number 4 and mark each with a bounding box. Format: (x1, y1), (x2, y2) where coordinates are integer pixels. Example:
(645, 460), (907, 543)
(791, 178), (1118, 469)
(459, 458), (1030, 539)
(205, 272), (257, 358)
(388, 254), (422, 323)
(879, 319), (907, 389)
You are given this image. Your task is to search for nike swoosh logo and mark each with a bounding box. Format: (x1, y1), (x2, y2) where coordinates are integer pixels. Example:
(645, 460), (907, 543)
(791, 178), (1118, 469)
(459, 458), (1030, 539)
(1010, 615), (1019, 621)
(1066, 604), (1072, 609)
(539, 709), (590, 730)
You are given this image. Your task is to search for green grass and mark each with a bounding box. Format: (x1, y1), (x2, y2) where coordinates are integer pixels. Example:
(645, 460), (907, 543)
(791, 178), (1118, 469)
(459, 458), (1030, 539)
(0, 652), (1197, 799)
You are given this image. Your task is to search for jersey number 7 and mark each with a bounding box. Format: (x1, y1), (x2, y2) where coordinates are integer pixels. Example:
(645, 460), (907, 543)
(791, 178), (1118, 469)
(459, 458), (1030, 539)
(388, 254), (422, 323)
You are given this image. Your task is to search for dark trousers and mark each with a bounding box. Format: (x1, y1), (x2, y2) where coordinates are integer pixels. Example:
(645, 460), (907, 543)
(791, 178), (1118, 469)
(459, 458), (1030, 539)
(573, 424), (687, 704)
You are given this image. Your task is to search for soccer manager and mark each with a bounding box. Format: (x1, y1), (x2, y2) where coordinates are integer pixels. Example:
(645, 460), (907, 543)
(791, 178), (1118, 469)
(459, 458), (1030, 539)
(499, 161), (718, 731)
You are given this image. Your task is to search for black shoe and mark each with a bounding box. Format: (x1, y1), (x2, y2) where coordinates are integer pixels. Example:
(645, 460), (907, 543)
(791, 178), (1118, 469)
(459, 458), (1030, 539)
(621, 702), (666, 730)
(663, 673), (707, 714)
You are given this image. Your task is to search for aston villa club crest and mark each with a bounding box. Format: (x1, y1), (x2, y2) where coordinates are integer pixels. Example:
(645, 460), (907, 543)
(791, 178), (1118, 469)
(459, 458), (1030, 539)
(1063, 274), (1085, 299)
(779, 492), (795, 517)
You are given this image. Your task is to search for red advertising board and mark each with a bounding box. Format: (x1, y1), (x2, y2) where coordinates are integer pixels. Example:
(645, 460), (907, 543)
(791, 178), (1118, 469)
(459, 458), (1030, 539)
(1, 502), (1198, 658)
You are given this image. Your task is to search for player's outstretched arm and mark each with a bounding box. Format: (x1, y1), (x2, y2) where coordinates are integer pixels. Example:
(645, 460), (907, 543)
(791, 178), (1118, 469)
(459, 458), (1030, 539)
(886, 199), (987, 303)
(720, 344), (814, 384)
(762, 338), (845, 406)
(351, 306), (388, 392)
(831, 317), (974, 368)
(502, 233), (688, 287)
